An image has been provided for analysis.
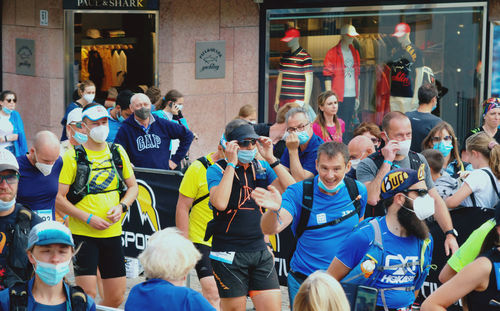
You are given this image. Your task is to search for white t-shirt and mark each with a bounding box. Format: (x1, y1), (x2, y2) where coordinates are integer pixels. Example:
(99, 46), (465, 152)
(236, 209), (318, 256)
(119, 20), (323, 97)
(461, 167), (500, 209)
(0, 114), (14, 149)
(342, 47), (356, 98)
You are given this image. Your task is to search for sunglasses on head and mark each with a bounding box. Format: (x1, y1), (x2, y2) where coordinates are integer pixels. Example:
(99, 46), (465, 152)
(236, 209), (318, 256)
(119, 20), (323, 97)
(0, 173), (19, 185)
(402, 188), (428, 197)
(5, 99), (16, 103)
(238, 139), (257, 147)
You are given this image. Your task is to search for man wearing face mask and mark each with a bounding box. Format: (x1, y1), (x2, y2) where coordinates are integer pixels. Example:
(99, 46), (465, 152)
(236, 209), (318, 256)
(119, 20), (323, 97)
(281, 107), (324, 182)
(347, 135), (375, 180)
(205, 119), (295, 311)
(406, 83), (442, 153)
(107, 89), (133, 143)
(114, 93), (194, 170)
(0, 149), (42, 290)
(329, 168), (434, 311)
(56, 103), (139, 307)
(17, 131), (63, 221)
(357, 112), (458, 256)
(256, 141), (367, 307)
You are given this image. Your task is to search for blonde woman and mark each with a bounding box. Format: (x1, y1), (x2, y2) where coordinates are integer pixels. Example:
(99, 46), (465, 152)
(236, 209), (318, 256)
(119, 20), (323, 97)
(125, 227), (215, 311)
(293, 271), (350, 311)
(312, 91), (344, 143)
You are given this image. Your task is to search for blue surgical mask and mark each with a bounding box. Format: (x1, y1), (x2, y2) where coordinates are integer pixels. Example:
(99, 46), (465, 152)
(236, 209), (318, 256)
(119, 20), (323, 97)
(0, 198), (15, 211)
(297, 131), (309, 145)
(237, 148), (257, 164)
(33, 256), (70, 286)
(2, 107), (12, 115)
(73, 131), (88, 144)
(433, 141), (453, 157)
(318, 177), (345, 193)
(118, 111), (125, 123)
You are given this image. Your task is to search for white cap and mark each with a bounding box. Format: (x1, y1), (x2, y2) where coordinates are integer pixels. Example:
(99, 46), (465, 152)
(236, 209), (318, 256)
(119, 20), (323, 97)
(341, 25), (359, 37)
(0, 149), (19, 173)
(82, 105), (109, 121)
(67, 108), (83, 125)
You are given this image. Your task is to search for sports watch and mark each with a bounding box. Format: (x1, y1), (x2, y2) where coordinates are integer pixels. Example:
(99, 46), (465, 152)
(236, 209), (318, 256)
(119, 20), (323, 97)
(445, 229), (458, 238)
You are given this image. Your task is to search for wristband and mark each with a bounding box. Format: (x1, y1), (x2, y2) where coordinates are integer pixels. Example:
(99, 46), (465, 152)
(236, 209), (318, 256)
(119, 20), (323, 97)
(86, 214), (93, 224)
(227, 162), (236, 169)
(63, 215), (69, 221)
(270, 159), (280, 169)
(273, 207), (283, 225)
(383, 160), (393, 167)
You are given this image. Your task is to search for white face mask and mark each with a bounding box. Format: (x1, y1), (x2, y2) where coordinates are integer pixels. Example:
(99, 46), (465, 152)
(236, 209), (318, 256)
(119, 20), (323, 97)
(176, 105), (183, 111)
(403, 194), (435, 220)
(82, 94), (95, 104)
(89, 125), (109, 143)
(34, 150), (54, 176)
(397, 139), (412, 156)
(350, 158), (361, 170)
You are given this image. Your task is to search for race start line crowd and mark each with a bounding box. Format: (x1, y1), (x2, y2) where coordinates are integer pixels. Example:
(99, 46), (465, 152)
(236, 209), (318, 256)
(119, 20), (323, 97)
(0, 79), (498, 311)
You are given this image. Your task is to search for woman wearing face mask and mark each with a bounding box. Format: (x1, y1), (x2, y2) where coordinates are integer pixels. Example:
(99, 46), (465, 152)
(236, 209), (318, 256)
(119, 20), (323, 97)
(153, 89), (188, 126)
(0, 90), (28, 157)
(312, 91), (345, 143)
(0, 221), (96, 310)
(422, 122), (472, 179)
(60, 80), (96, 141)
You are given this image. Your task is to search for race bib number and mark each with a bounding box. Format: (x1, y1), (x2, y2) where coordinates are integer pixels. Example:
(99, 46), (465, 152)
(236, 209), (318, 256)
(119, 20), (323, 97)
(210, 251), (235, 264)
(33, 209), (53, 222)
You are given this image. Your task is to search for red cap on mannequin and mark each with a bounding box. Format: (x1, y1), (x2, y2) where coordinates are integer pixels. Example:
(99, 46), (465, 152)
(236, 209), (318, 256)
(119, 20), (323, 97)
(392, 23), (411, 37)
(281, 28), (300, 42)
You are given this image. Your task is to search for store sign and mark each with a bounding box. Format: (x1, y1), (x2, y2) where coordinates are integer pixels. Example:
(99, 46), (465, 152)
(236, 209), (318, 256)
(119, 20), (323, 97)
(196, 41), (226, 79)
(63, 0), (158, 10)
(16, 39), (35, 76)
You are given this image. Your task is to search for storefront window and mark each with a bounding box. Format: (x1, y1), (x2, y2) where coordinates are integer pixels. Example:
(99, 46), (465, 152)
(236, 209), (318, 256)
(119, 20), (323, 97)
(264, 3), (486, 141)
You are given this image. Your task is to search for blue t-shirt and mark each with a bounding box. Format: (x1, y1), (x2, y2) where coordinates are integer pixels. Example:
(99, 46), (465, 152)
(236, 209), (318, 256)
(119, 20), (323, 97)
(280, 134), (323, 176)
(125, 278), (214, 311)
(282, 176), (367, 275)
(107, 108), (123, 143)
(16, 155), (63, 220)
(207, 160), (277, 191)
(335, 217), (434, 309)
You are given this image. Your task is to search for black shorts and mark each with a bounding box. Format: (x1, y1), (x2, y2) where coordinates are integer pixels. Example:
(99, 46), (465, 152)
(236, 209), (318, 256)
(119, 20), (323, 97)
(211, 249), (279, 298)
(72, 235), (125, 279)
(194, 243), (213, 279)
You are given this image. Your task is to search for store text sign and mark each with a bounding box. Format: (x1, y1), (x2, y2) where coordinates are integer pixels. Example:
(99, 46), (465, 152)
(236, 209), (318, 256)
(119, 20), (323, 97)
(196, 41), (226, 79)
(16, 39), (35, 76)
(63, 0), (158, 10)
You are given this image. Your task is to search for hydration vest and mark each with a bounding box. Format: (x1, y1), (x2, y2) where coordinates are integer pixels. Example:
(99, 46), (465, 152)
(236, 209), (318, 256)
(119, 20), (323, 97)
(9, 282), (88, 311)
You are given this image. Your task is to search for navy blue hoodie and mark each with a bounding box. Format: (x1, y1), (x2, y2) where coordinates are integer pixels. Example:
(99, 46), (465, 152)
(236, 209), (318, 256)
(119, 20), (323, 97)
(114, 114), (194, 170)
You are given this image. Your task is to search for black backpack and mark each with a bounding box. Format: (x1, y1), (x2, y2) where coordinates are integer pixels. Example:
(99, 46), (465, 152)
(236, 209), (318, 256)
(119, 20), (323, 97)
(67, 143), (126, 205)
(9, 282), (88, 311)
(190, 156), (211, 208)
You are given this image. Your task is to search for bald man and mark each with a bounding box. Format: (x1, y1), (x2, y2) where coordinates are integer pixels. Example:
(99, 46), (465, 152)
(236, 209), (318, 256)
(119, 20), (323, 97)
(17, 131), (63, 220)
(346, 135), (375, 180)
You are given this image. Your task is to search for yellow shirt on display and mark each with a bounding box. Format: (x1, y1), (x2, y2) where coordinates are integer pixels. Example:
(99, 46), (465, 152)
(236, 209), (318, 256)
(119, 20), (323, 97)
(179, 152), (215, 246)
(59, 144), (133, 238)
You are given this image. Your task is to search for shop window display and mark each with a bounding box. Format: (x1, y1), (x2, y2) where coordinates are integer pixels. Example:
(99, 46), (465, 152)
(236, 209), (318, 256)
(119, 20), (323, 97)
(266, 4), (486, 141)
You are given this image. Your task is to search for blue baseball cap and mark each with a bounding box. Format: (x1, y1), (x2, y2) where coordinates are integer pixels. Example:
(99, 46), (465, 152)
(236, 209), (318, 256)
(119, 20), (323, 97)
(27, 221), (74, 250)
(380, 168), (425, 200)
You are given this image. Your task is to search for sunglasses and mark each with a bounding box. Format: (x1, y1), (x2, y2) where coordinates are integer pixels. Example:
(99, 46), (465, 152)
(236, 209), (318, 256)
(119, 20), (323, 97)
(72, 122), (83, 129)
(238, 139), (257, 148)
(5, 99), (16, 103)
(402, 188), (428, 197)
(431, 135), (453, 143)
(0, 173), (19, 185)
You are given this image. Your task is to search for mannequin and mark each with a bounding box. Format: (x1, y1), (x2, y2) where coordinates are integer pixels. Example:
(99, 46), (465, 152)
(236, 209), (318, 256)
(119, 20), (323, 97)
(274, 28), (313, 113)
(323, 24), (360, 139)
(389, 23), (428, 112)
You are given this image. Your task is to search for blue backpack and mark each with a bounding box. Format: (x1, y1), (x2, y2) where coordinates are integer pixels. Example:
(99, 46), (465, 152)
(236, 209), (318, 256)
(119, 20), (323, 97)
(342, 217), (434, 310)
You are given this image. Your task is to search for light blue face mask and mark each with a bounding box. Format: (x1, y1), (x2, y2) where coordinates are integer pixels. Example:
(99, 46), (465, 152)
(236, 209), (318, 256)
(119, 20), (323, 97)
(433, 141), (453, 157)
(118, 112), (125, 123)
(2, 108), (12, 115)
(237, 148), (257, 164)
(33, 256), (70, 286)
(73, 131), (88, 144)
(318, 177), (345, 193)
(297, 130), (310, 145)
(0, 198), (15, 211)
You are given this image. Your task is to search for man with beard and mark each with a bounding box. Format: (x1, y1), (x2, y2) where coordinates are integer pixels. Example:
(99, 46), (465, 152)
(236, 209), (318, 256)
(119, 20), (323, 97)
(328, 168), (434, 311)
(114, 93), (194, 170)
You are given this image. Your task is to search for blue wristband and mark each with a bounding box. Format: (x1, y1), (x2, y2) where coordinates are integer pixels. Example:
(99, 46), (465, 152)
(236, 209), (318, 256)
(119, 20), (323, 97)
(227, 162), (236, 169)
(383, 160), (393, 167)
(87, 214), (93, 224)
(63, 215), (69, 221)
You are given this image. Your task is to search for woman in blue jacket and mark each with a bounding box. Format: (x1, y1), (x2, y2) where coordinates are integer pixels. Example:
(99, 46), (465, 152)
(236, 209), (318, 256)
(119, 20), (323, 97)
(0, 221), (96, 311)
(0, 91), (27, 156)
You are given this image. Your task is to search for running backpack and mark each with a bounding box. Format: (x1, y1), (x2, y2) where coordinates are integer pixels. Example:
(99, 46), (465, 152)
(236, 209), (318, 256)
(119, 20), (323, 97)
(9, 282), (88, 311)
(191, 156), (211, 209)
(342, 218), (433, 310)
(67, 143), (126, 205)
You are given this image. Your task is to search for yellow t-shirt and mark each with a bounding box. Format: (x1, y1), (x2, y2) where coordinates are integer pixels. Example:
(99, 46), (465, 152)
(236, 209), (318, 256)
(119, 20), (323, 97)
(179, 152), (215, 246)
(59, 144), (133, 238)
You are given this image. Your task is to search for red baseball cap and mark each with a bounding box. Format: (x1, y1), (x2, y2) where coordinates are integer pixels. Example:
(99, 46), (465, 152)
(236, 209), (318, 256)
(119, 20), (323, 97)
(392, 23), (411, 37)
(281, 28), (300, 42)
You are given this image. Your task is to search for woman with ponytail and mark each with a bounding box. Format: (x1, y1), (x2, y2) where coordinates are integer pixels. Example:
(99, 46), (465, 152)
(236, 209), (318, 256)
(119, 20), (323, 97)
(60, 80), (96, 141)
(312, 91), (344, 143)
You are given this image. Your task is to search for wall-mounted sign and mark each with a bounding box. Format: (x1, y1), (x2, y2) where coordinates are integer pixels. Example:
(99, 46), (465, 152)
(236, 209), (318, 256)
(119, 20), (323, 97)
(63, 0), (158, 10)
(195, 41), (226, 79)
(40, 10), (48, 26)
(16, 39), (35, 76)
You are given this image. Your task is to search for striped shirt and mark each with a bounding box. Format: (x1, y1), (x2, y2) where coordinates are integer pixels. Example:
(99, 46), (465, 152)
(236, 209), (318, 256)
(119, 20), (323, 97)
(279, 47), (313, 100)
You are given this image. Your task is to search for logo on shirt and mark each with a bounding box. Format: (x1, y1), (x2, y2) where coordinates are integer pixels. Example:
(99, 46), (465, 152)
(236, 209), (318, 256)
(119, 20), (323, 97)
(136, 134), (161, 151)
(380, 254), (418, 284)
(0, 232), (6, 254)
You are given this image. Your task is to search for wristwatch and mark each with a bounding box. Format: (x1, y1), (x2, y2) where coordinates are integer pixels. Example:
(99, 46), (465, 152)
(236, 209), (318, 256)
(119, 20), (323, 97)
(445, 229), (458, 238)
(120, 202), (128, 213)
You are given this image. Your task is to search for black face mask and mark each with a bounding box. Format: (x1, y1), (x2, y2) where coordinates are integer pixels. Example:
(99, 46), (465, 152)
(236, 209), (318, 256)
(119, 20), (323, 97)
(397, 197), (429, 240)
(135, 107), (151, 120)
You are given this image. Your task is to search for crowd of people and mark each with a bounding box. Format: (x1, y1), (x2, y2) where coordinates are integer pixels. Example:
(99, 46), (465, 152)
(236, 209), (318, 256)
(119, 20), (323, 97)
(0, 80), (497, 311)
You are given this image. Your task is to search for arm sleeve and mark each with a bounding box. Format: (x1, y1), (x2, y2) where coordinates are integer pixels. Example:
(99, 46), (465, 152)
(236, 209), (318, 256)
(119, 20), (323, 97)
(323, 49), (335, 79)
(281, 183), (303, 234)
(280, 149), (290, 169)
(464, 169), (486, 193)
(260, 160), (277, 185)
